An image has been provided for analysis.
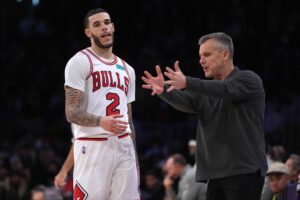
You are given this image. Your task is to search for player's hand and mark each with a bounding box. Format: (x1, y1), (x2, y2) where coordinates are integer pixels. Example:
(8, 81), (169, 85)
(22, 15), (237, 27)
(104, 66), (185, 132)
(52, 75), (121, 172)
(100, 114), (128, 134)
(164, 60), (187, 92)
(142, 65), (165, 95)
(54, 171), (67, 189)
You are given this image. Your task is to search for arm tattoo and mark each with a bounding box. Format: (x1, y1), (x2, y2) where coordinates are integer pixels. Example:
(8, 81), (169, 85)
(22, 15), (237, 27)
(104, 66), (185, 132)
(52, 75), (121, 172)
(65, 86), (100, 127)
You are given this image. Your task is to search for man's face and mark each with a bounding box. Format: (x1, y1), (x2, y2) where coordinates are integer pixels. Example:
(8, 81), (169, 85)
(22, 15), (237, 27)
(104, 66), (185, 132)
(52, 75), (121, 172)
(31, 191), (45, 200)
(85, 12), (115, 49)
(285, 159), (299, 182)
(199, 39), (228, 79)
(145, 174), (159, 189)
(268, 173), (289, 193)
(164, 158), (178, 178)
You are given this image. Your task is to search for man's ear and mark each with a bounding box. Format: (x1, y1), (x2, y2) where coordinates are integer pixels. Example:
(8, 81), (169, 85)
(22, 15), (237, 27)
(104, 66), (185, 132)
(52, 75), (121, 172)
(223, 49), (230, 61)
(85, 28), (91, 38)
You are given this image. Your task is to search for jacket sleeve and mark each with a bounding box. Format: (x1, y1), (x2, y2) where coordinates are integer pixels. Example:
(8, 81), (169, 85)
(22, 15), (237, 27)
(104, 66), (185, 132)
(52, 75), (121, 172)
(158, 86), (198, 114)
(185, 70), (264, 102)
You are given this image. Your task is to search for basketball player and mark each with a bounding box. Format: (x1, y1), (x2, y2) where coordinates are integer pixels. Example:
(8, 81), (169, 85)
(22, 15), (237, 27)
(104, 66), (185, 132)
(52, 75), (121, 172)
(64, 8), (140, 200)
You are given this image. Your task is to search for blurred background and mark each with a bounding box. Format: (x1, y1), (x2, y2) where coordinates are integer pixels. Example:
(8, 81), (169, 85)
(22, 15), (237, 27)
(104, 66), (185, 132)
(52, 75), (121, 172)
(1, 0), (300, 199)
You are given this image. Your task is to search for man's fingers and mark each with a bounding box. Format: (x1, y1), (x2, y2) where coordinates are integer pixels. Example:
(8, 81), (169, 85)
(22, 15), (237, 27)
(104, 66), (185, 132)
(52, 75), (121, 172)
(114, 125), (127, 134)
(167, 85), (175, 92)
(141, 76), (151, 85)
(54, 179), (66, 189)
(113, 126), (127, 132)
(114, 119), (128, 125)
(142, 84), (152, 89)
(111, 114), (124, 119)
(164, 71), (174, 80)
(174, 60), (181, 72)
(165, 67), (175, 74)
(143, 71), (153, 79)
(155, 65), (163, 76)
(164, 80), (174, 85)
(151, 90), (159, 96)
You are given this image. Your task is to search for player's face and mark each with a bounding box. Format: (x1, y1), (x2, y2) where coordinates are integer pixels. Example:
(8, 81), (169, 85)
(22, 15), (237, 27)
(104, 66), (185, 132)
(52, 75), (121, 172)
(85, 12), (115, 49)
(199, 39), (228, 80)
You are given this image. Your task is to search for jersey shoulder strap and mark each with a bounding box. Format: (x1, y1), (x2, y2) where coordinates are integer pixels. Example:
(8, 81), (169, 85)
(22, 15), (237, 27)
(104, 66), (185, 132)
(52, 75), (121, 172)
(80, 49), (93, 80)
(119, 57), (131, 82)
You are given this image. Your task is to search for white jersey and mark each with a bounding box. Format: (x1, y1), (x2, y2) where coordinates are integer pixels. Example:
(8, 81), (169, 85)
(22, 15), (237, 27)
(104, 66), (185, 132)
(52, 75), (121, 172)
(64, 47), (135, 139)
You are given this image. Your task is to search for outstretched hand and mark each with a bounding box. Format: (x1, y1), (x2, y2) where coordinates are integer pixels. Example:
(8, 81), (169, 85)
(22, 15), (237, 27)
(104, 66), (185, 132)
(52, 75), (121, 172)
(141, 65), (165, 95)
(164, 61), (187, 92)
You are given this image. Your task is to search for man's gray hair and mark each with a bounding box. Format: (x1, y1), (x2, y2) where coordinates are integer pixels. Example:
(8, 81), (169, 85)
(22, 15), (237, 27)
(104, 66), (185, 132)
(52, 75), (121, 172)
(288, 154), (300, 171)
(198, 32), (234, 59)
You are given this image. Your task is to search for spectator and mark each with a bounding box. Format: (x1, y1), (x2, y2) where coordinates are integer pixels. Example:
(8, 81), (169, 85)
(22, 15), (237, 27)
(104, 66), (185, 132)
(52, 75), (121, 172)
(181, 164), (207, 200)
(285, 154), (300, 183)
(267, 162), (297, 200)
(163, 153), (191, 200)
(31, 185), (63, 200)
(267, 145), (287, 166)
(141, 169), (165, 200)
(187, 140), (197, 166)
(262, 145), (287, 200)
(262, 154), (300, 200)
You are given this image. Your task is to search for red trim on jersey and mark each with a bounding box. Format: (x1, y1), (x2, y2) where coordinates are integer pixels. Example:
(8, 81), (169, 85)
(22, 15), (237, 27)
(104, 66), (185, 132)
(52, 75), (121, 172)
(77, 133), (129, 141)
(120, 59), (131, 82)
(80, 50), (93, 80)
(118, 133), (129, 139)
(85, 48), (118, 65)
(77, 137), (107, 141)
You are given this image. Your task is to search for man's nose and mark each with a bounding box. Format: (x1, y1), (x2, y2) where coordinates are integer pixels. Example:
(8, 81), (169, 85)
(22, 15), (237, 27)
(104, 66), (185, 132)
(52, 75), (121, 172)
(200, 57), (205, 65)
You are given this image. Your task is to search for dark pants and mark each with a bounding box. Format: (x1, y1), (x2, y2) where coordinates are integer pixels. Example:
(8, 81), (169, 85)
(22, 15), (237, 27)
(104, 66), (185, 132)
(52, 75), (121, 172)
(206, 171), (264, 200)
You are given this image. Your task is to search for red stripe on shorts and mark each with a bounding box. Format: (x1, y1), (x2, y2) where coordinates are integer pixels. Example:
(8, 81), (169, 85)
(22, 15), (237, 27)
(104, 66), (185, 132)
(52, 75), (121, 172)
(77, 133), (129, 141)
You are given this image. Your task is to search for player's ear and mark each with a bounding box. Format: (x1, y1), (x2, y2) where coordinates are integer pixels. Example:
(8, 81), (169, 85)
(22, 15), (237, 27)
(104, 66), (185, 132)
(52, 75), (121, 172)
(85, 28), (91, 38)
(111, 23), (115, 33)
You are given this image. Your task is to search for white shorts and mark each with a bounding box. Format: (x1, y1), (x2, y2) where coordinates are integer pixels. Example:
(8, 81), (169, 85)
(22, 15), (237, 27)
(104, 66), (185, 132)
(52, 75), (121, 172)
(73, 133), (140, 200)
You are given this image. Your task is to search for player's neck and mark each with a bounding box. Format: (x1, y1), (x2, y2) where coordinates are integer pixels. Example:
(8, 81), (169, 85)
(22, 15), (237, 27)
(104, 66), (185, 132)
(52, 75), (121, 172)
(91, 45), (114, 60)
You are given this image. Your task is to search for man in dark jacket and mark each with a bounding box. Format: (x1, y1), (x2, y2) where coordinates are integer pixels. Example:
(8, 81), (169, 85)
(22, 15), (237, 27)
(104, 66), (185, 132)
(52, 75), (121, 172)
(141, 32), (267, 200)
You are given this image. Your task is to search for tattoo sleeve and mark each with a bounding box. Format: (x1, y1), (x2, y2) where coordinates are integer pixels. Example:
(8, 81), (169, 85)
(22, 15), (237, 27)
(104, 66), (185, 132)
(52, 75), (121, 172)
(65, 85), (100, 127)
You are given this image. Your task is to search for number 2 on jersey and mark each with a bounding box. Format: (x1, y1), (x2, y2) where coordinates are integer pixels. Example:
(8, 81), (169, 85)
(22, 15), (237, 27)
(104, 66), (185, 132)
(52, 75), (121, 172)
(106, 93), (120, 116)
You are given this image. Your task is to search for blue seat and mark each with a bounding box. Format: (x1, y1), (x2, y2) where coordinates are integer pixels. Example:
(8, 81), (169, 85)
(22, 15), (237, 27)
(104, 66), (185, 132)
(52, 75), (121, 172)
(282, 183), (297, 200)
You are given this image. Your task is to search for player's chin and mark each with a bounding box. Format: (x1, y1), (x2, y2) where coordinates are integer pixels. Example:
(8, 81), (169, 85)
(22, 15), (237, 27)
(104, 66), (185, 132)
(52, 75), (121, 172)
(102, 42), (113, 48)
(101, 38), (113, 46)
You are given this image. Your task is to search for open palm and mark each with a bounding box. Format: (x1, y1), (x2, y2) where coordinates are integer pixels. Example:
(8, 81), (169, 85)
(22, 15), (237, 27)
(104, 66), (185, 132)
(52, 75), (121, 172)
(141, 65), (165, 95)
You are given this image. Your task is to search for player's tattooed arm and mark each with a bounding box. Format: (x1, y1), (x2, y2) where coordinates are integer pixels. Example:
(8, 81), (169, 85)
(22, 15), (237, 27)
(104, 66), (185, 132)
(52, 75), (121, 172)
(65, 85), (100, 127)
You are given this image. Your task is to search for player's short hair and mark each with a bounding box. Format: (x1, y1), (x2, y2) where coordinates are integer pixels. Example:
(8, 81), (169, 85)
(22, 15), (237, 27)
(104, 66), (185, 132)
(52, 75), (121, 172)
(84, 8), (109, 28)
(198, 32), (234, 59)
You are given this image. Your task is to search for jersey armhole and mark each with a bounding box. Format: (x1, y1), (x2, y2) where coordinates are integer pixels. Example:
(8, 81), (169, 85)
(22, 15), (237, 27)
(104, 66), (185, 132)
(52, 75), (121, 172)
(120, 59), (131, 82)
(80, 50), (93, 80)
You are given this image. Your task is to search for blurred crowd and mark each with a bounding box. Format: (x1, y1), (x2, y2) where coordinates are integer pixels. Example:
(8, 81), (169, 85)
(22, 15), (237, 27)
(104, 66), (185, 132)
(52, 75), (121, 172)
(0, 0), (300, 199)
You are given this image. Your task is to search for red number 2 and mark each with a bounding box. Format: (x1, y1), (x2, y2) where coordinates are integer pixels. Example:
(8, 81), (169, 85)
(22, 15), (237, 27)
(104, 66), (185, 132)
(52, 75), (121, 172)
(106, 93), (120, 116)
